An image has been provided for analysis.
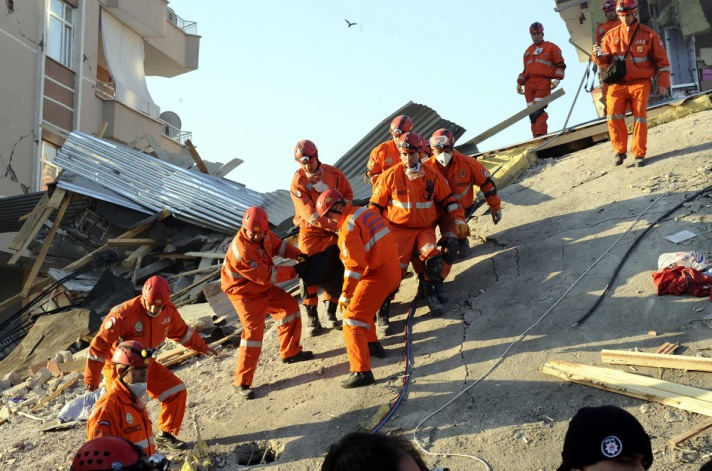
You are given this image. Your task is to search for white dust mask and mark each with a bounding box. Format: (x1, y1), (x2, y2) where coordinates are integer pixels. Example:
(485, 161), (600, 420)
(436, 152), (452, 167)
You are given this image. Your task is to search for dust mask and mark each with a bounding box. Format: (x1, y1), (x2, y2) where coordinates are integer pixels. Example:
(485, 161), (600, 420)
(436, 152), (452, 167)
(128, 382), (148, 407)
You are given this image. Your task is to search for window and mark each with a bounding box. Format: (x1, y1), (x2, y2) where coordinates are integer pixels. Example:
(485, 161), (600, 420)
(47, 0), (73, 68)
(41, 141), (60, 190)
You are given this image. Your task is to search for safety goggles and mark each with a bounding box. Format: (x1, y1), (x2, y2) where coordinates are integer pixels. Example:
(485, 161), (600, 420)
(616, 5), (637, 14)
(296, 155), (317, 164)
(429, 135), (450, 148)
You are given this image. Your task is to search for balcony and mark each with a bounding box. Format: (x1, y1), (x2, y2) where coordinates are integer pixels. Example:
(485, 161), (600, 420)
(100, 0), (168, 38)
(144, 18), (200, 78)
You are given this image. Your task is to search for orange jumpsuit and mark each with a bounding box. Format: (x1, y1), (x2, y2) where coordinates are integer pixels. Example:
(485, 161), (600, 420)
(221, 227), (305, 387)
(366, 139), (399, 186)
(593, 21), (671, 159)
(595, 18), (621, 111)
(425, 150), (501, 240)
(517, 40), (566, 137)
(336, 204), (401, 372)
(369, 163), (464, 281)
(84, 297), (209, 436)
(87, 374), (156, 457)
(290, 163), (353, 307)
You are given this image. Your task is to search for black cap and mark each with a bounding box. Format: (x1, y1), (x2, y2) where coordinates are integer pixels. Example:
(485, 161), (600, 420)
(558, 405), (653, 470)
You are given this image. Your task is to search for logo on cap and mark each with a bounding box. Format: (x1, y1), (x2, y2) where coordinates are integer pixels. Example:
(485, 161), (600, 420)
(601, 435), (623, 458)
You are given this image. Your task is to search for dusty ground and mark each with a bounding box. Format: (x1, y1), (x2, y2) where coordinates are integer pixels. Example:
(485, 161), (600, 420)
(1, 109), (711, 470)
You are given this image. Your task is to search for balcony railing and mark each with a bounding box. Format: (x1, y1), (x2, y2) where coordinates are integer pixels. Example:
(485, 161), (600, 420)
(160, 119), (192, 145)
(95, 80), (116, 100)
(167, 8), (197, 35)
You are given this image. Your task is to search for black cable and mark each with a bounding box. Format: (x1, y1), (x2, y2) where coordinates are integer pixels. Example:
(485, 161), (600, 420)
(573, 185), (712, 327)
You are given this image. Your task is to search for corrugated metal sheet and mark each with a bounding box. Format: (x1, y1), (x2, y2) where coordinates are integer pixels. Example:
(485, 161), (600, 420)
(333, 101), (466, 201)
(0, 191), (84, 234)
(53, 132), (294, 235)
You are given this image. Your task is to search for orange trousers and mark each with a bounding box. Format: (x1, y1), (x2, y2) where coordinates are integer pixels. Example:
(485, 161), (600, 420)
(606, 80), (651, 158)
(524, 77), (551, 137)
(104, 361), (186, 435)
(298, 229), (338, 306)
(391, 226), (450, 280)
(229, 285), (303, 387)
(342, 263), (401, 372)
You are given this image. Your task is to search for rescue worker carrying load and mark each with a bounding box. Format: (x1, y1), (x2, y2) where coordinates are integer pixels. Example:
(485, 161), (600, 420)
(369, 132), (467, 318)
(424, 129), (502, 259)
(516, 22), (566, 137)
(290, 139), (354, 335)
(221, 206), (314, 400)
(365, 114), (414, 186)
(84, 276), (216, 450)
(316, 189), (401, 388)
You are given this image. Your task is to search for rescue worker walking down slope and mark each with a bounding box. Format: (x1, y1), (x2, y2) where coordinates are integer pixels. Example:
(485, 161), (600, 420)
(424, 129), (502, 260)
(369, 132), (467, 318)
(87, 340), (159, 458)
(84, 276), (216, 450)
(517, 22), (566, 138)
(316, 189), (402, 388)
(365, 115), (414, 186)
(595, 1), (622, 114)
(290, 139), (354, 335)
(221, 206), (314, 400)
(592, 0), (670, 168)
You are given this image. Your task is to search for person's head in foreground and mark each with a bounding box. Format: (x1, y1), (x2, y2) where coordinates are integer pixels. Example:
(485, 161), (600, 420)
(70, 436), (169, 470)
(322, 432), (428, 471)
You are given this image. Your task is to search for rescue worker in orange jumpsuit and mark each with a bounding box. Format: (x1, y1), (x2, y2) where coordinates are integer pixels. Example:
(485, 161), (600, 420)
(84, 276), (215, 450)
(596, 0), (621, 114)
(87, 340), (157, 458)
(517, 22), (566, 137)
(369, 132), (467, 318)
(365, 115), (414, 186)
(71, 435), (170, 470)
(316, 189), (401, 388)
(290, 139), (354, 335)
(221, 206), (314, 400)
(592, 0), (670, 167)
(424, 129), (502, 259)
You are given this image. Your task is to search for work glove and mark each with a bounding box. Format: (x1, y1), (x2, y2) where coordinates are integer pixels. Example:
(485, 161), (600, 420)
(516, 84), (524, 95)
(294, 261), (308, 277)
(297, 253), (309, 263)
(454, 220), (469, 238)
(204, 347), (218, 356)
(492, 209), (502, 225)
(592, 44), (602, 57)
(337, 294), (351, 313)
(85, 382), (98, 392)
(550, 79), (559, 90)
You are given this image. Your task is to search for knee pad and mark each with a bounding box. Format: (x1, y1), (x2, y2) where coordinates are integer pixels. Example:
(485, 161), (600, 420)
(529, 108), (545, 124)
(424, 254), (444, 280)
(441, 238), (459, 265)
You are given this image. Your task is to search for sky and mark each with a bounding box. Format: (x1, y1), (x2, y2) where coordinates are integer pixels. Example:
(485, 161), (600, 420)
(147, 1), (599, 194)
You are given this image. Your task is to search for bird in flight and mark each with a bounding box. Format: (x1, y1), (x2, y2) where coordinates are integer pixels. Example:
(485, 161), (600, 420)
(345, 19), (357, 28)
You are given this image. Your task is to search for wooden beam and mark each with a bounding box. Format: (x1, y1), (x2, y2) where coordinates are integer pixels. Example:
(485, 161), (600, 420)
(184, 251), (225, 259)
(669, 417), (712, 446)
(30, 373), (79, 413)
(160, 337), (231, 367)
(93, 122), (108, 138)
(214, 158), (243, 177)
(143, 133), (170, 162)
(122, 244), (154, 268)
(601, 349), (712, 373)
(8, 193), (50, 251)
(185, 139), (209, 174)
(106, 238), (158, 246)
(461, 88), (566, 147)
(170, 269), (220, 300)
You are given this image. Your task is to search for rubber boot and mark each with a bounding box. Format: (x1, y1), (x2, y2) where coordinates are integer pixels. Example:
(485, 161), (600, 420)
(305, 305), (324, 337)
(375, 298), (392, 336)
(434, 279), (448, 304)
(424, 281), (444, 317)
(325, 300), (341, 329)
(458, 238), (470, 258)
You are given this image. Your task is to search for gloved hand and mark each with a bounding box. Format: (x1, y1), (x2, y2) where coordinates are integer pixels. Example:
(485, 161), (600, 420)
(592, 44), (602, 57)
(516, 84), (524, 95)
(454, 220), (469, 238)
(657, 87), (668, 97)
(204, 347), (218, 356)
(85, 382), (98, 392)
(550, 79), (559, 90)
(337, 294), (351, 312)
(297, 253), (309, 263)
(294, 261), (308, 277)
(492, 209), (502, 225)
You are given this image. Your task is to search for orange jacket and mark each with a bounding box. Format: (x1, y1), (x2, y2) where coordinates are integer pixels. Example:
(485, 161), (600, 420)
(221, 227), (301, 298)
(596, 18), (620, 45)
(518, 41), (565, 84)
(593, 21), (671, 88)
(336, 204), (400, 299)
(424, 150), (501, 213)
(369, 163), (464, 229)
(84, 297), (209, 389)
(366, 140), (399, 185)
(87, 379), (156, 457)
(290, 163), (353, 234)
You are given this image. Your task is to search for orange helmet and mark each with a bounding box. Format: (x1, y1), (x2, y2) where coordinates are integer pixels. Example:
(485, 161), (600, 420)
(429, 129), (455, 150)
(242, 206), (268, 234)
(397, 132), (423, 152)
(294, 139), (318, 163)
(389, 115), (414, 137)
(602, 0), (616, 12)
(530, 22), (544, 34)
(316, 189), (344, 217)
(112, 340), (152, 368)
(71, 436), (144, 470)
(616, 0), (637, 14)
(142, 275), (169, 307)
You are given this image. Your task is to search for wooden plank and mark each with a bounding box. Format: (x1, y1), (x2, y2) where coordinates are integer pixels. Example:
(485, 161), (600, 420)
(185, 140), (209, 174)
(669, 417), (712, 446)
(93, 122), (108, 138)
(541, 360), (712, 416)
(161, 337), (231, 368)
(30, 373), (79, 412)
(143, 133), (170, 162)
(461, 88), (566, 147)
(8, 193), (50, 251)
(122, 245), (155, 268)
(601, 350), (712, 373)
(213, 158), (243, 177)
(21, 192), (72, 296)
(170, 270), (220, 300)
(184, 252), (225, 259)
(656, 342), (680, 355)
(106, 238), (158, 246)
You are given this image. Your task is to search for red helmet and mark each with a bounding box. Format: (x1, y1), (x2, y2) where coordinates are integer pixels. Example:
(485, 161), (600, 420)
(397, 132), (423, 152)
(429, 129), (455, 150)
(71, 436), (144, 470)
(142, 275), (169, 307)
(602, 0), (616, 12)
(294, 139), (318, 163)
(389, 115), (414, 137)
(530, 22), (544, 34)
(616, 0), (637, 14)
(242, 206), (269, 233)
(316, 189), (344, 217)
(112, 340), (152, 368)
